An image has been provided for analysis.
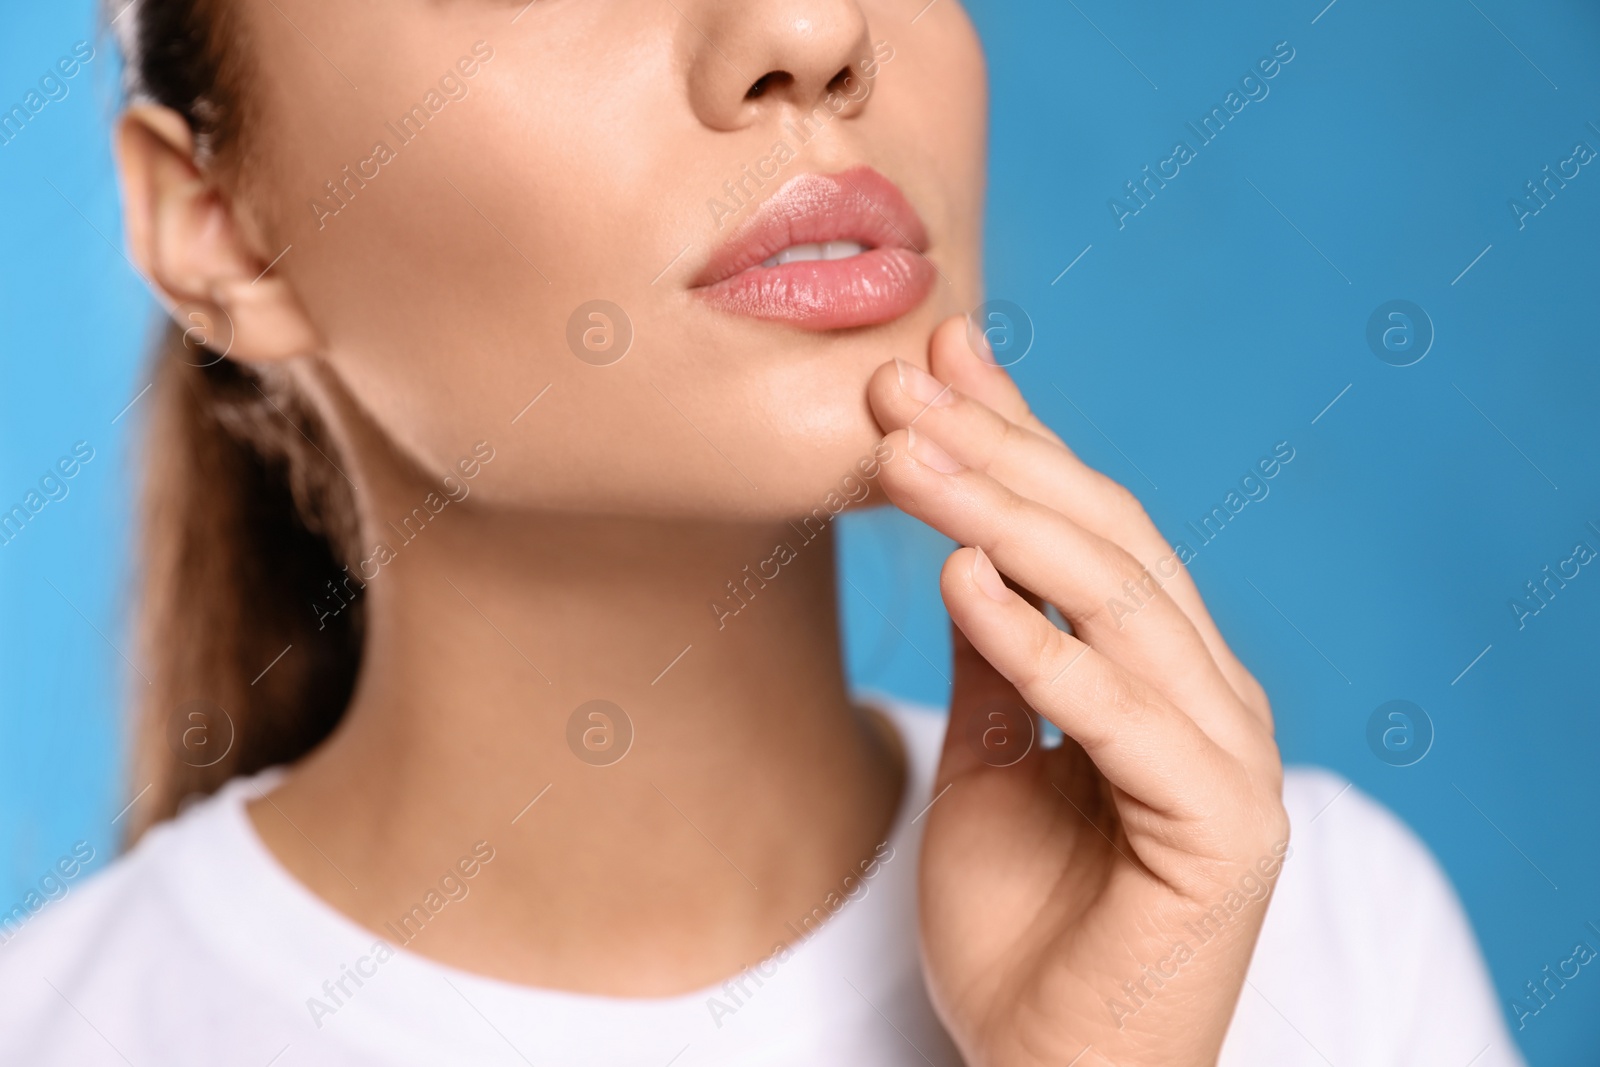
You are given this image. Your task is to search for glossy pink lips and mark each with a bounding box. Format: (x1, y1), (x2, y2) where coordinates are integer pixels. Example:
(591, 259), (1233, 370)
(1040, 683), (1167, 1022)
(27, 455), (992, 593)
(691, 166), (936, 331)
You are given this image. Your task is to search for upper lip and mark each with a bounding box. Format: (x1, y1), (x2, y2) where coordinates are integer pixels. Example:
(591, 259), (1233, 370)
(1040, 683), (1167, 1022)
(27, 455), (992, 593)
(691, 166), (930, 288)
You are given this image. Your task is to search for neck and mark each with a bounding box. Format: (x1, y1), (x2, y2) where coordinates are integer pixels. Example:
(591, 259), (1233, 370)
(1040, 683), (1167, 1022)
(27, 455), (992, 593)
(252, 496), (904, 993)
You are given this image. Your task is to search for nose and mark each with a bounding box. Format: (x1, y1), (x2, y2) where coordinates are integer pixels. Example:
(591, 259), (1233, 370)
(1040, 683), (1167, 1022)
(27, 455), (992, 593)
(683, 0), (877, 131)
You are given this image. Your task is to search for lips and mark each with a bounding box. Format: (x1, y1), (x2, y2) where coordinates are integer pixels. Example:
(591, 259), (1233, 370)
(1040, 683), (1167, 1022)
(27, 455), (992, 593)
(690, 166), (936, 331)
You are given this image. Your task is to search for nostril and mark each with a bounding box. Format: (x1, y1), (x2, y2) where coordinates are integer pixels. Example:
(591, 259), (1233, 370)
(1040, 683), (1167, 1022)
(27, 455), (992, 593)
(745, 71), (794, 100)
(824, 66), (858, 96)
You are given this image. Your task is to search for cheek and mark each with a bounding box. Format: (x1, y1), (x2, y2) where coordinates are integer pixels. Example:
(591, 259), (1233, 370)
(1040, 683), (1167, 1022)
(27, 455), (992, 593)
(277, 39), (680, 490)
(254, 4), (988, 521)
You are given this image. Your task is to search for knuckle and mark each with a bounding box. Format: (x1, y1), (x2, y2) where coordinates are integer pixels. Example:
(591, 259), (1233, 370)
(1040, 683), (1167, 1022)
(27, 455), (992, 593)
(1247, 800), (1293, 871)
(1102, 478), (1144, 519)
(1094, 541), (1159, 608)
(1088, 661), (1147, 721)
(1234, 764), (1291, 852)
(1001, 486), (1050, 541)
(1103, 540), (1147, 584)
(1099, 477), (1171, 550)
(1263, 800), (1292, 849)
(991, 417), (1032, 470)
(1006, 477), (1041, 515)
(1241, 672), (1272, 718)
(1191, 772), (1292, 879)
(966, 405), (1020, 476)
(1066, 662), (1149, 752)
(1020, 615), (1068, 690)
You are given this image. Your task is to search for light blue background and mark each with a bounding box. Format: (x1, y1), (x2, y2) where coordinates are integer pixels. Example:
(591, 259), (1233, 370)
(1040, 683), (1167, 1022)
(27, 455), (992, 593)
(4, 1), (1599, 1062)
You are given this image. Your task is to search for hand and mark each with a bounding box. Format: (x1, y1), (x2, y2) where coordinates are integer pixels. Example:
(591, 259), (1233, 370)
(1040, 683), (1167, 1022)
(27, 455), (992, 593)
(868, 316), (1289, 1067)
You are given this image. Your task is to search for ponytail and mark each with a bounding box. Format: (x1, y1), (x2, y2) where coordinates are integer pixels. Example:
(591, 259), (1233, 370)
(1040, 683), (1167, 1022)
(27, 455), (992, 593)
(114, 1), (363, 840)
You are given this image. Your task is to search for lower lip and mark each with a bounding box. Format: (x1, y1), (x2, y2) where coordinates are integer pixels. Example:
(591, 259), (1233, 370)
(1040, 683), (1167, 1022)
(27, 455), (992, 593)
(694, 247), (936, 331)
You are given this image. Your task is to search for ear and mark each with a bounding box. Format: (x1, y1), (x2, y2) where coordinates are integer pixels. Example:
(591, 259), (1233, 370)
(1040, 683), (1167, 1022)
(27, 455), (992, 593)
(115, 105), (321, 363)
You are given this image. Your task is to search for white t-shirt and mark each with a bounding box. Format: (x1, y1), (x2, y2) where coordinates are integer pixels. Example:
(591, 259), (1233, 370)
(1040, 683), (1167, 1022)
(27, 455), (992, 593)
(0, 702), (1522, 1066)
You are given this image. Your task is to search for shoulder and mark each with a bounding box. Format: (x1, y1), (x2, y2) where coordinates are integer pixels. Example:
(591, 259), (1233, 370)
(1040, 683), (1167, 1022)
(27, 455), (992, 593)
(1274, 767), (1448, 936)
(1224, 767), (1523, 1066)
(0, 807), (196, 972)
(0, 814), (181, 1055)
(0, 778), (303, 1065)
(1280, 766), (1434, 872)
(860, 706), (1526, 1066)
(1272, 768), (1504, 993)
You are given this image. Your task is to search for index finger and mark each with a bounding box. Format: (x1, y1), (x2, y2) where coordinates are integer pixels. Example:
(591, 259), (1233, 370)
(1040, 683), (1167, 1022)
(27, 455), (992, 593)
(883, 318), (1271, 723)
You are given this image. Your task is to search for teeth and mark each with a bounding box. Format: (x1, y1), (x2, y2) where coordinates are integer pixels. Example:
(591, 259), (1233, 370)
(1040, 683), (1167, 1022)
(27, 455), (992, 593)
(760, 241), (868, 268)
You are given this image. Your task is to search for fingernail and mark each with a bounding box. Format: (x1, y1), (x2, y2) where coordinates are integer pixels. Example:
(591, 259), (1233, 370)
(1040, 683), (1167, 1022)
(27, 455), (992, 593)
(896, 359), (954, 407)
(906, 427), (963, 473)
(971, 546), (1008, 602)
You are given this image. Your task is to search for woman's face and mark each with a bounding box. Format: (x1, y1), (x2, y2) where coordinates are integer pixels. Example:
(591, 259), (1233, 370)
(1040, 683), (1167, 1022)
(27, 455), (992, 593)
(234, 0), (988, 517)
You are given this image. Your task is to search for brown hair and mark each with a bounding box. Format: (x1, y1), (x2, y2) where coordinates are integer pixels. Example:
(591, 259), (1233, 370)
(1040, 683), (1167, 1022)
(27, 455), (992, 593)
(114, 0), (364, 840)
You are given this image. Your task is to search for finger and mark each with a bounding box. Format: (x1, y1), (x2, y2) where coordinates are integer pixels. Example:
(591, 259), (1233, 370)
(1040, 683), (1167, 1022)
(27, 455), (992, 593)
(937, 620), (1044, 784)
(872, 353), (1270, 725)
(931, 326), (1270, 721)
(941, 545), (1249, 821)
(880, 426), (1261, 752)
(927, 313), (1060, 443)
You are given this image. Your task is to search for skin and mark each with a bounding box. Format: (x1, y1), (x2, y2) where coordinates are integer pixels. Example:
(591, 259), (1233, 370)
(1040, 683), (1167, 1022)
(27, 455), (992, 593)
(116, 0), (1288, 1063)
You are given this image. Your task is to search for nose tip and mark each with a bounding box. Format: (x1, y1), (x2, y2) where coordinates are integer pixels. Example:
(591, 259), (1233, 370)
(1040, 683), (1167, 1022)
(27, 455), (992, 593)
(685, 3), (877, 131)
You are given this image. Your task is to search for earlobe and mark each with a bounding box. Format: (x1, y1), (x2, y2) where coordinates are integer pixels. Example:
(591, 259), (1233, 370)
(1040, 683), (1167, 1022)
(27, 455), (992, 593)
(115, 105), (322, 364)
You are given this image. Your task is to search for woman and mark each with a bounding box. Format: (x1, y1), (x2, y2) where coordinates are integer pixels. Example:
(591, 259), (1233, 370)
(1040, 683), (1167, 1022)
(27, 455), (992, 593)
(0, 0), (1519, 1063)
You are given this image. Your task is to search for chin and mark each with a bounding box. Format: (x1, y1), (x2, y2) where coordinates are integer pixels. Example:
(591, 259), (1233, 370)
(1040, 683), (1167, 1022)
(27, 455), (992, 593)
(683, 304), (951, 521)
(736, 394), (897, 522)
